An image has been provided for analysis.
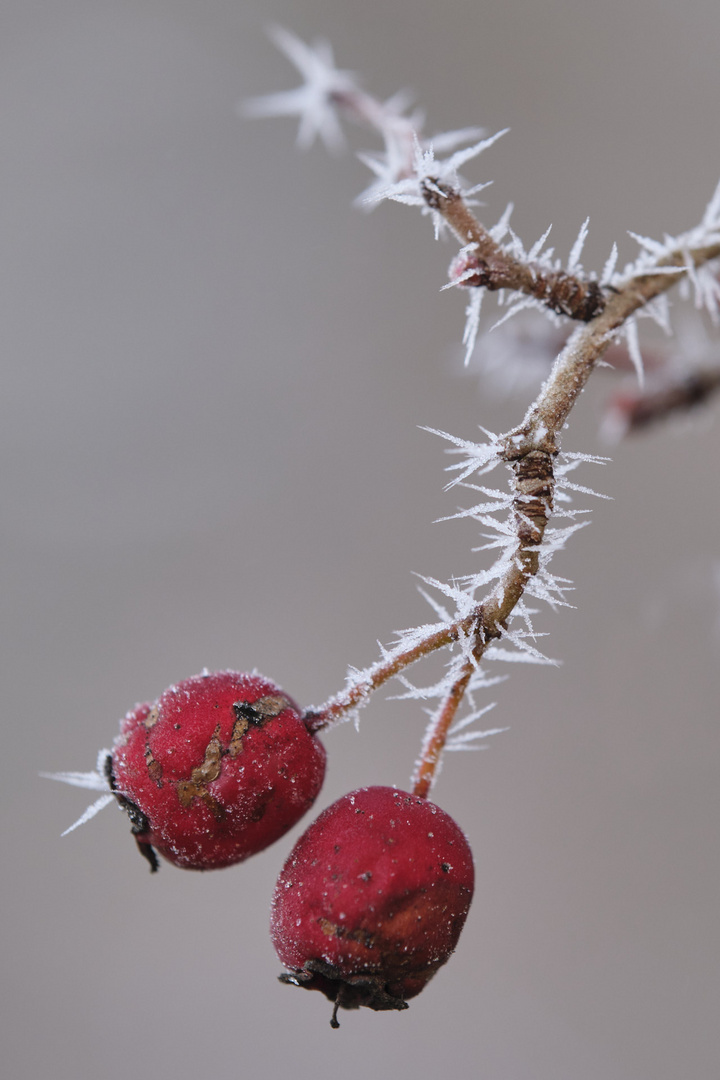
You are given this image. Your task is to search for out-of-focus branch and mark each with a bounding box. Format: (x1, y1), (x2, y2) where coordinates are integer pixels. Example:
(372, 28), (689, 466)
(604, 366), (720, 437)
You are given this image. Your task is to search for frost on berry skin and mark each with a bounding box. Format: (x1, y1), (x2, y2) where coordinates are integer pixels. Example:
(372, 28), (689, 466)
(270, 785), (474, 1027)
(109, 671), (326, 872)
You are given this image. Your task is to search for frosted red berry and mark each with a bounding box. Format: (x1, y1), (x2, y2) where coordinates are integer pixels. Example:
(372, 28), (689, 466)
(109, 670), (326, 871)
(270, 785), (474, 1026)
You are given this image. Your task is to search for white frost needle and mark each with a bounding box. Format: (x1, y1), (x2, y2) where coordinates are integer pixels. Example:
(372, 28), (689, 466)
(489, 295), (537, 333)
(601, 241), (619, 286)
(559, 452), (612, 465)
(462, 288), (484, 365)
(485, 644), (558, 665)
(627, 230), (668, 258)
(528, 224), (553, 261)
(60, 794), (116, 836)
(623, 318), (646, 387)
(447, 726), (509, 747)
(415, 585), (452, 622)
(556, 478), (612, 500)
(373, 129), (508, 207)
(447, 701), (498, 735)
(39, 768), (108, 791)
(41, 750), (115, 836)
(243, 26), (358, 152)
(567, 218), (590, 272)
(429, 126), (486, 153)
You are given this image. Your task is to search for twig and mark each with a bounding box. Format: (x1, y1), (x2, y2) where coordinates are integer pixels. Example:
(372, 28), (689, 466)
(605, 366), (720, 436)
(252, 31), (720, 778)
(306, 236), (720, 734)
(411, 662), (475, 799)
(424, 182), (605, 321)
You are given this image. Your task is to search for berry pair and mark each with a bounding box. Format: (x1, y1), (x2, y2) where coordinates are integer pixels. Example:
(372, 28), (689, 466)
(60, 670), (474, 1024)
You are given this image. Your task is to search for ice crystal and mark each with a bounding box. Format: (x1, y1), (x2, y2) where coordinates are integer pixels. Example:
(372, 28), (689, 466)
(622, 317), (646, 386)
(610, 183), (720, 323)
(447, 211), (602, 361)
(460, 286), (484, 365)
(356, 124), (486, 208)
(363, 129), (507, 234)
(600, 242), (619, 286)
(41, 748), (114, 835)
(243, 26), (358, 151)
(421, 426), (503, 488)
(567, 218), (590, 273)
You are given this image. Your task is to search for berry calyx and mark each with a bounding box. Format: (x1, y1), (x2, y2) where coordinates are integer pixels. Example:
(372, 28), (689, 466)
(270, 786), (474, 1027)
(110, 670), (326, 871)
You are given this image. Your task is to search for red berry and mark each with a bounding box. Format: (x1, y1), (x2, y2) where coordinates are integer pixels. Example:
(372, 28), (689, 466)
(109, 670), (326, 871)
(270, 786), (474, 1027)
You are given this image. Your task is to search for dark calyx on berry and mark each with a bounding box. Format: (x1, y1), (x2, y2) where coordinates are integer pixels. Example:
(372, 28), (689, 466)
(110, 671), (326, 871)
(270, 786), (474, 1027)
(104, 753), (159, 872)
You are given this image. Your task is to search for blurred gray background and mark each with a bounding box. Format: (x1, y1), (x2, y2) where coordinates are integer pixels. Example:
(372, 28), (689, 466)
(2, 2), (719, 1078)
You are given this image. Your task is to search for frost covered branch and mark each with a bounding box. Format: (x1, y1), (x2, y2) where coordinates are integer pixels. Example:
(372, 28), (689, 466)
(251, 29), (720, 792)
(306, 224), (720, 789)
(430, 183), (605, 322)
(245, 27), (606, 340)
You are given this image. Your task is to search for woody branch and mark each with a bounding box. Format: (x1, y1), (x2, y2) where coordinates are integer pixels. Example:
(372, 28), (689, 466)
(307, 234), (720, 748)
(249, 29), (720, 786)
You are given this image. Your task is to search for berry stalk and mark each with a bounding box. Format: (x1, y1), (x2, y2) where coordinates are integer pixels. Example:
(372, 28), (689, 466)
(412, 661), (474, 799)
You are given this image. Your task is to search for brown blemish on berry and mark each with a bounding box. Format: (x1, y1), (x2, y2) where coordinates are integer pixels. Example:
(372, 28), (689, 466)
(318, 917), (376, 950)
(142, 705), (163, 786)
(176, 724), (226, 821)
(229, 694), (291, 755)
(144, 743), (163, 787)
(233, 694), (291, 724)
(198, 791), (225, 822)
(254, 694), (291, 718)
(229, 715), (250, 757)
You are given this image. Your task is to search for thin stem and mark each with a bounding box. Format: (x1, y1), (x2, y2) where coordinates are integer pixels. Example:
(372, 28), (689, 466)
(412, 661), (474, 799)
(425, 182), (605, 322)
(304, 621), (461, 732)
